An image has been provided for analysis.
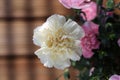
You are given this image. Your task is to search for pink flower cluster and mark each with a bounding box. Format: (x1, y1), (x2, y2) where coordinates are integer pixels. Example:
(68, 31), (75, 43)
(59, 0), (97, 21)
(80, 22), (100, 58)
(58, 0), (120, 79)
(59, 0), (100, 58)
(109, 74), (120, 80)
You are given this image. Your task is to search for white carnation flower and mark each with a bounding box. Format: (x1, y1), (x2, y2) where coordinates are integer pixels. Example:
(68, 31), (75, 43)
(33, 14), (85, 70)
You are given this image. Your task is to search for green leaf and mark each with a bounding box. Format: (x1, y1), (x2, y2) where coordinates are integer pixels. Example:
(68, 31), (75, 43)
(78, 67), (90, 80)
(90, 76), (100, 80)
(106, 0), (114, 9)
(72, 58), (90, 70)
(64, 69), (70, 80)
(71, 61), (76, 67)
(109, 33), (115, 40)
(105, 23), (112, 28)
(96, 0), (103, 5)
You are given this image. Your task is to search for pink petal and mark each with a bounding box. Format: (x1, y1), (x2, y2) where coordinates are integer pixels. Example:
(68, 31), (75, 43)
(109, 74), (120, 80)
(59, 0), (72, 9)
(81, 2), (97, 21)
(71, 0), (85, 9)
(82, 21), (99, 34)
(82, 49), (94, 58)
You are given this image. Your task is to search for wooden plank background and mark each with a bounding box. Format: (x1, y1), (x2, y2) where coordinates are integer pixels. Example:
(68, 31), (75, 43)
(0, 0), (120, 80)
(0, 0), (78, 80)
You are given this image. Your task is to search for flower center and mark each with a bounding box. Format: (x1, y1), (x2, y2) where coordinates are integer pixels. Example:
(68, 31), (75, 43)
(46, 28), (74, 49)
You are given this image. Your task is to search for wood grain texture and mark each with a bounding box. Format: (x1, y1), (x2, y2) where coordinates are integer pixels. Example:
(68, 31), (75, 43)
(0, 0), (72, 18)
(0, 0), (73, 80)
(0, 0), (119, 80)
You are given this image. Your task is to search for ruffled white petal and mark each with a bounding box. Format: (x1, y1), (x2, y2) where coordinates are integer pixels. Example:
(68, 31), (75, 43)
(63, 19), (78, 33)
(69, 52), (80, 61)
(70, 26), (84, 39)
(47, 14), (66, 29)
(33, 14), (84, 70)
(54, 59), (71, 70)
(33, 26), (42, 46)
(75, 46), (83, 56)
(63, 19), (85, 39)
(35, 48), (54, 68)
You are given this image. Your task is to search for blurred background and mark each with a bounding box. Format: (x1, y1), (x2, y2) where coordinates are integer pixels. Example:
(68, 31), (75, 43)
(0, 0), (120, 80)
(0, 0), (76, 80)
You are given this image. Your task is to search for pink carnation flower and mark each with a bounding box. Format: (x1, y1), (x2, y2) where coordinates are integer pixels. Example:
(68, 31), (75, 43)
(109, 74), (120, 80)
(80, 2), (97, 21)
(59, 0), (97, 21)
(58, 0), (86, 9)
(80, 22), (100, 58)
